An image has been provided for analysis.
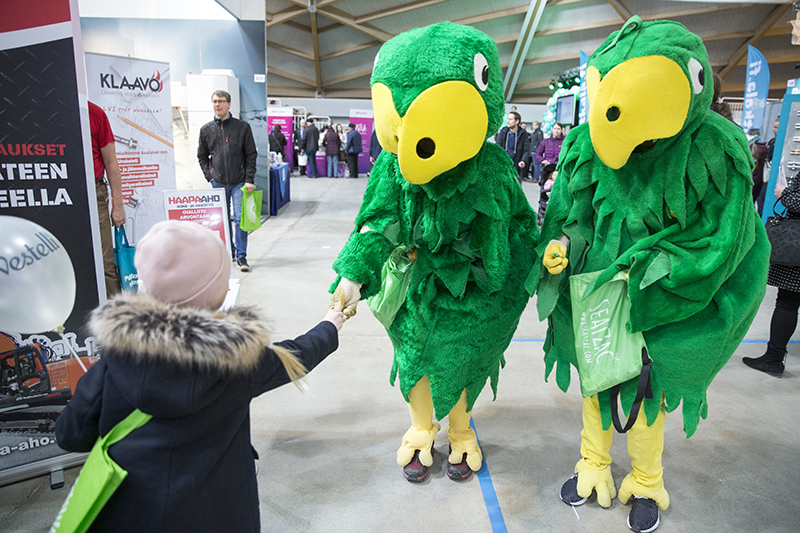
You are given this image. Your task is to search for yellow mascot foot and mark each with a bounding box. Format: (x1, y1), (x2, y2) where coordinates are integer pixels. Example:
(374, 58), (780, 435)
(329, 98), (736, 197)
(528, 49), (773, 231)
(446, 425), (482, 478)
(619, 472), (670, 510)
(397, 423), (441, 483)
(560, 460), (617, 508)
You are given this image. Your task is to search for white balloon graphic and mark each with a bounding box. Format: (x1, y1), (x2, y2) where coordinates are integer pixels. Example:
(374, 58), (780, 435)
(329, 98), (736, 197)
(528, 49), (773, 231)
(245, 194), (258, 224)
(0, 216), (77, 333)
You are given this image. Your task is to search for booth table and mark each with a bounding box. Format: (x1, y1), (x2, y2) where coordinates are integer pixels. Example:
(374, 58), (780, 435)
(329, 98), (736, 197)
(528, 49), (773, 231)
(269, 163), (290, 215)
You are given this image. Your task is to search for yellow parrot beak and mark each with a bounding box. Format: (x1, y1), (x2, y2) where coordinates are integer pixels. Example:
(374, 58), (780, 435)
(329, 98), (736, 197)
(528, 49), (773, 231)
(587, 56), (691, 170)
(371, 81), (488, 184)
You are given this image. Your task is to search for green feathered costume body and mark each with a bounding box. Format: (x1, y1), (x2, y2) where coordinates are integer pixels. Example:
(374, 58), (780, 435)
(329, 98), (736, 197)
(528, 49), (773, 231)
(332, 22), (539, 420)
(535, 17), (770, 437)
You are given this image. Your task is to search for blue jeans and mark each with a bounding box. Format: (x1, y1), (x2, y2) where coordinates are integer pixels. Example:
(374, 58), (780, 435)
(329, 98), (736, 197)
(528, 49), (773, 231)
(211, 180), (248, 259)
(307, 150), (318, 177)
(327, 155), (339, 177)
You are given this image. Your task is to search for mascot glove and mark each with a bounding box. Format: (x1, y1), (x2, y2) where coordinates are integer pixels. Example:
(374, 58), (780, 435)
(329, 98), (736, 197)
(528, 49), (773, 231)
(396, 422), (441, 467)
(329, 278), (361, 319)
(447, 426), (483, 472)
(575, 460), (617, 508)
(543, 240), (569, 275)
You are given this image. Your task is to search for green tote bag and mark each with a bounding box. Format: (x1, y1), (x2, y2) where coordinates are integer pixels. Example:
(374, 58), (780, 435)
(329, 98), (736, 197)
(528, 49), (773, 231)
(240, 185), (263, 232)
(367, 247), (413, 329)
(50, 409), (152, 533)
(569, 270), (647, 398)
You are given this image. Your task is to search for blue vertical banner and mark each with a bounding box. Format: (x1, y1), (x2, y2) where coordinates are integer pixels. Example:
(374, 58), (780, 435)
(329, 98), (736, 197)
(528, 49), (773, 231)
(578, 51), (590, 125)
(741, 45), (770, 134)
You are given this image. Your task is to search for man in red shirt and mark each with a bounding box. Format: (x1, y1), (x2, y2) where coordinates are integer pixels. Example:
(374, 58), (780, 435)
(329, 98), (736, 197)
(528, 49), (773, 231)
(88, 102), (125, 297)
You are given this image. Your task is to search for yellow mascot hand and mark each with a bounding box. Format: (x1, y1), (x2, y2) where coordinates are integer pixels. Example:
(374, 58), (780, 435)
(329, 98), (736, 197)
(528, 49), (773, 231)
(575, 462), (617, 508)
(396, 423), (441, 467)
(543, 240), (569, 275)
(329, 278), (361, 319)
(447, 426), (483, 471)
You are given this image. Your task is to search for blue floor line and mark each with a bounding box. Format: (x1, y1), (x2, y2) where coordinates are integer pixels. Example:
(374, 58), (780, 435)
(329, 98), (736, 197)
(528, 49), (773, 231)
(470, 417), (508, 533)
(511, 338), (800, 344)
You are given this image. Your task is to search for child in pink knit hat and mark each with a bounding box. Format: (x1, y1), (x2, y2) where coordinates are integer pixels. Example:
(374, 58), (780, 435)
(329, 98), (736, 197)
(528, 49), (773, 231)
(56, 220), (344, 533)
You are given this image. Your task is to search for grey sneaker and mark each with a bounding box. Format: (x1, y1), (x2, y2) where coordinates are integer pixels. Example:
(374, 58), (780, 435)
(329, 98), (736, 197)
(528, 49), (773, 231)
(627, 495), (660, 533)
(237, 257), (250, 272)
(560, 472), (587, 506)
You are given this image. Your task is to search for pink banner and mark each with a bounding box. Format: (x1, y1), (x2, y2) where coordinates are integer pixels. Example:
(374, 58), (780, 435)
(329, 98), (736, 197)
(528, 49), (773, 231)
(267, 114), (293, 170)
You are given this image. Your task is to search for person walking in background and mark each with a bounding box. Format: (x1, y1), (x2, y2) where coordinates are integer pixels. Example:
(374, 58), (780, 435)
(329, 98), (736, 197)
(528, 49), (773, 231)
(744, 172), (800, 377)
(88, 101), (125, 298)
(197, 90), (257, 272)
(495, 111), (530, 182)
(345, 123), (362, 179)
(323, 123), (341, 178)
(368, 129), (382, 177)
(528, 120), (544, 183)
(296, 118), (307, 175)
(55, 220), (345, 533)
(535, 121), (565, 169)
(304, 118), (320, 178)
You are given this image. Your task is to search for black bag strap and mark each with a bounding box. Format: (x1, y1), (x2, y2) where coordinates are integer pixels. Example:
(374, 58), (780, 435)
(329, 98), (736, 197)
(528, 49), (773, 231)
(609, 347), (653, 433)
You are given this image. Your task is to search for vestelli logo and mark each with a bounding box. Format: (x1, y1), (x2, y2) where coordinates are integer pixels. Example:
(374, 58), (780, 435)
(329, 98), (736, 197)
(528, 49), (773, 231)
(100, 71), (163, 92)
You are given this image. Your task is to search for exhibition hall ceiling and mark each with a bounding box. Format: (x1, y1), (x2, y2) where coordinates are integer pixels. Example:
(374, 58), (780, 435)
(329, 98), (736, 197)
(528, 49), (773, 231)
(88, 0), (800, 103)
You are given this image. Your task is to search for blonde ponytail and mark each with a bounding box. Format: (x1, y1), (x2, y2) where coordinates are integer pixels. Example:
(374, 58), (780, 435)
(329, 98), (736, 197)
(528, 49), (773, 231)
(272, 344), (308, 390)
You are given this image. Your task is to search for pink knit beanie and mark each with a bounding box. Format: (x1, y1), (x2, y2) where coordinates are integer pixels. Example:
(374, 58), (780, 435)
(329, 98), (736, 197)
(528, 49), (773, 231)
(134, 220), (230, 310)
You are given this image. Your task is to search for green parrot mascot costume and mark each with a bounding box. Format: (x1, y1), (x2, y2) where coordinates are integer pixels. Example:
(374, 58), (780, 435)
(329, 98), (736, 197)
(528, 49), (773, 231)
(330, 22), (539, 483)
(534, 17), (769, 532)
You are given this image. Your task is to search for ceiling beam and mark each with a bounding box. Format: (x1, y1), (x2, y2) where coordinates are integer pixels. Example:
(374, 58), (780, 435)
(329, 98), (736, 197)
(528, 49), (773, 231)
(320, 40), (382, 61)
(452, 4), (528, 26)
(711, 52), (800, 70)
(607, 0), (631, 21)
(535, 3), (760, 39)
(719, 4), (791, 79)
(523, 51), (581, 67)
(324, 68), (374, 87)
(310, 11), (323, 94)
(356, 0), (450, 24)
(267, 40), (314, 61)
(285, 20), (312, 33)
(267, 67), (316, 87)
(503, 0), (549, 101)
(317, 6), (394, 42)
(323, 88), (372, 99)
(267, 85), (318, 97)
(265, 6), (306, 28)
(514, 80), (551, 91)
(722, 80), (791, 94)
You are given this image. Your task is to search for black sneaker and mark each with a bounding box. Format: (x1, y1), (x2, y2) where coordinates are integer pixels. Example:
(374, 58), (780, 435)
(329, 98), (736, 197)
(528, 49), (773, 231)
(402, 449), (431, 483)
(627, 495), (660, 533)
(446, 447), (473, 481)
(237, 257), (250, 272)
(560, 472), (587, 506)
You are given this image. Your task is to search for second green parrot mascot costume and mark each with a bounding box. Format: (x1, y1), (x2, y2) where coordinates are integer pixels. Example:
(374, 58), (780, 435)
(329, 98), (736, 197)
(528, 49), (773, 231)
(534, 17), (769, 533)
(330, 22), (539, 482)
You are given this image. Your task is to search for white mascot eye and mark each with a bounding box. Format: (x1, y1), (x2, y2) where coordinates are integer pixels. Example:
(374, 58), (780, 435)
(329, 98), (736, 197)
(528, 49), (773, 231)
(688, 57), (704, 95)
(474, 53), (489, 91)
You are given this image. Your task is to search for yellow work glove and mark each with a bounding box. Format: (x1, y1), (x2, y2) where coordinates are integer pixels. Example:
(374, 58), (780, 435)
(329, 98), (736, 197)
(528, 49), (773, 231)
(575, 461), (617, 508)
(396, 422), (441, 467)
(447, 425), (483, 471)
(543, 240), (569, 275)
(329, 278), (361, 319)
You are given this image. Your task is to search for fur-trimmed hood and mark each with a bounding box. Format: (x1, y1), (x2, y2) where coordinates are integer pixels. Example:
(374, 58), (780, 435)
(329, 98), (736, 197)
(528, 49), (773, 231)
(90, 293), (274, 374)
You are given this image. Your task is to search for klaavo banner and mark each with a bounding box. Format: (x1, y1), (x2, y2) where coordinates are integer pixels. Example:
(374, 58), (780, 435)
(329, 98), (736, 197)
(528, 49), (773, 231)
(0, 0), (104, 484)
(85, 52), (176, 244)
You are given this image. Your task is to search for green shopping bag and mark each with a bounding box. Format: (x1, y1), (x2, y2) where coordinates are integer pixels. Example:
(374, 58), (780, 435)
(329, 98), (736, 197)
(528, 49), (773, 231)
(367, 247), (413, 329)
(569, 270), (647, 398)
(240, 185), (263, 232)
(50, 409), (152, 533)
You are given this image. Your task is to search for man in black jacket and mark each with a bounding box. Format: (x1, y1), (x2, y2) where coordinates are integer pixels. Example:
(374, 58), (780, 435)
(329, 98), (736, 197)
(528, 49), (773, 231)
(495, 111), (530, 182)
(304, 118), (320, 178)
(345, 123), (362, 179)
(528, 120), (544, 183)
(197, 90), (257, 272)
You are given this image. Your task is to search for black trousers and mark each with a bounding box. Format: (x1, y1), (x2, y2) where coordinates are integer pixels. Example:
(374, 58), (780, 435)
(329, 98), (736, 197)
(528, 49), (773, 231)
(769, 287), (800, 353)
(347, 153), (359, 178)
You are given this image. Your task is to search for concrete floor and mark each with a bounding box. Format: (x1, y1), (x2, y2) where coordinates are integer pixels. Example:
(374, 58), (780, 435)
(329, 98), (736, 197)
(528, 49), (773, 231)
(2, 174), (799, 533)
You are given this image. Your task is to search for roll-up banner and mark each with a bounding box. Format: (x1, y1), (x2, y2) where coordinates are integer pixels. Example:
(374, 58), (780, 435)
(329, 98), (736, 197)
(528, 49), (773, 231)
(578, 51), (590, 125)
(84, 52), (176, 244)
(742, 45), (770, 136)
(0, 0), (102, 485)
